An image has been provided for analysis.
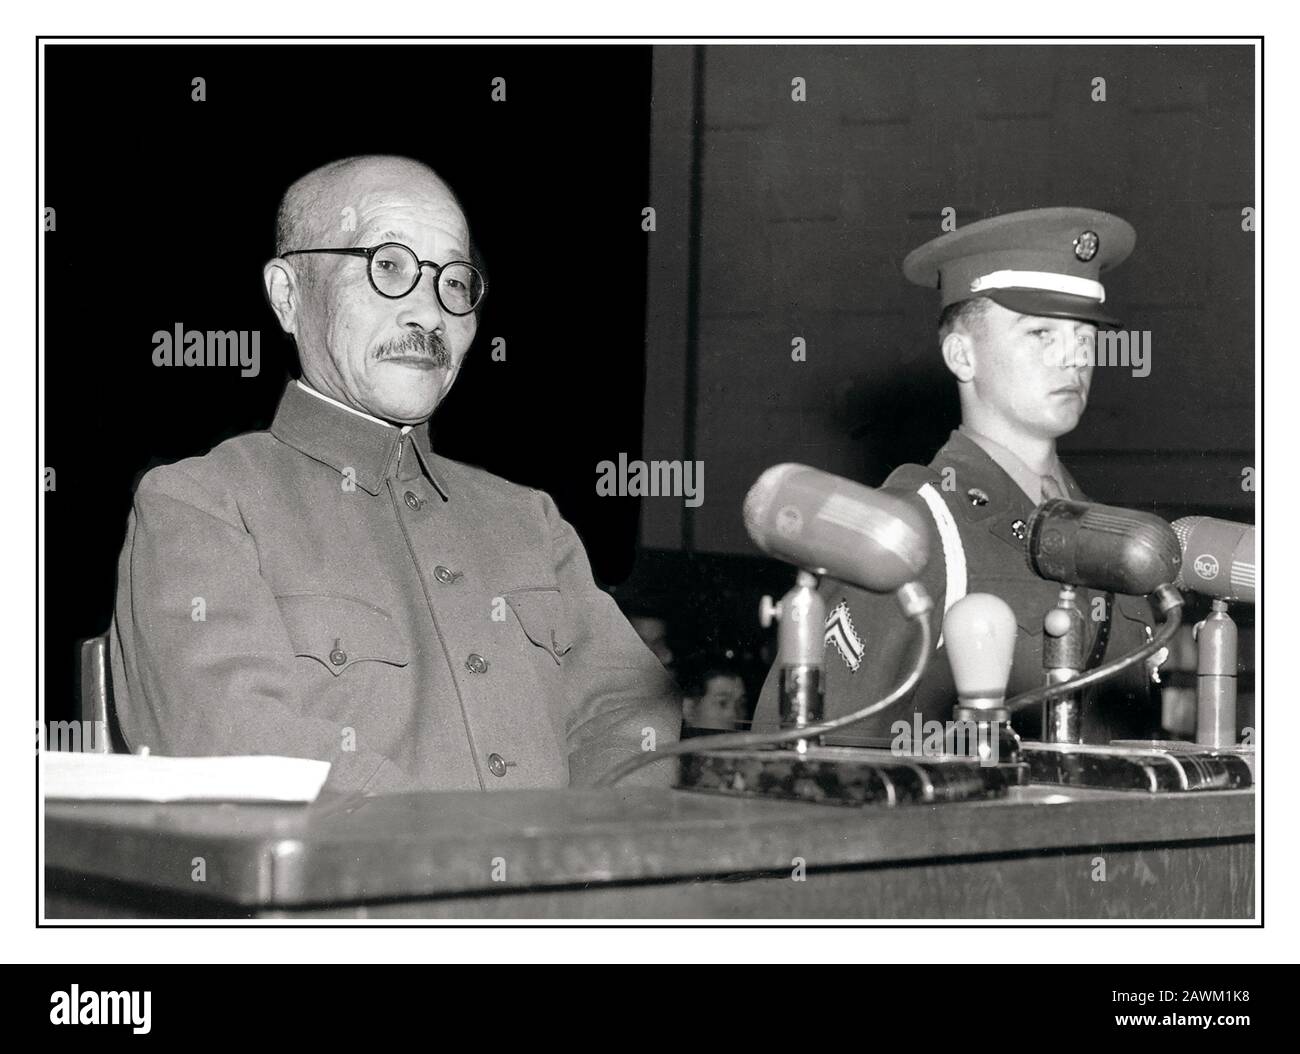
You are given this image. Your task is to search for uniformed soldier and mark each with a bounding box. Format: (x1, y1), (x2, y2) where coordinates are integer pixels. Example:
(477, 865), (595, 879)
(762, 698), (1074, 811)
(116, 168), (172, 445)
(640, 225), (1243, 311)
(753, 207), (1162, 744)
(110, 155), (680, 795)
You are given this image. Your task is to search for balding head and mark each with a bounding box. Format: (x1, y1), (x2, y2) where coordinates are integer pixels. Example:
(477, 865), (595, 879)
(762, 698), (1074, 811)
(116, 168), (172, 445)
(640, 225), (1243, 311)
(263, 155), (479, 426)
(274, 155), (463, 262)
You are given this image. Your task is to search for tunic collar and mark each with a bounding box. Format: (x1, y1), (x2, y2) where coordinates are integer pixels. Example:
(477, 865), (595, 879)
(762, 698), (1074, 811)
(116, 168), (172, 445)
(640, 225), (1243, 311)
(270, 380), (450, 500)
(957, 424), (1071, 505)
(935, 429), (1085, 514)
(294, 380), (414, 435)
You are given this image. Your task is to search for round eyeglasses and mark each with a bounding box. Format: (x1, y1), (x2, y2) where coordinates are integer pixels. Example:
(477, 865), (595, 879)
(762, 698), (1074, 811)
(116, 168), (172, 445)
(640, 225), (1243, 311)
(281, 242), (486, 315)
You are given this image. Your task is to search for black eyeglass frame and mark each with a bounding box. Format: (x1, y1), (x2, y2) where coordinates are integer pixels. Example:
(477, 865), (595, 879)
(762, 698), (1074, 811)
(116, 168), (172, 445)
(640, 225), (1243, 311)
(280, 242), (486, 315)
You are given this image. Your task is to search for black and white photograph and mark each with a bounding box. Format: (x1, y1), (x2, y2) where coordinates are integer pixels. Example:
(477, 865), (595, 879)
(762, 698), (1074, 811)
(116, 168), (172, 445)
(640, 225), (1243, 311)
(13, 19), (1283, 986)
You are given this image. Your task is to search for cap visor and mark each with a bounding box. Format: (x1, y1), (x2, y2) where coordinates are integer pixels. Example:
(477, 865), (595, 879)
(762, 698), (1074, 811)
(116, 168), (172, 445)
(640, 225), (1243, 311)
(985, 289), (1121, 328)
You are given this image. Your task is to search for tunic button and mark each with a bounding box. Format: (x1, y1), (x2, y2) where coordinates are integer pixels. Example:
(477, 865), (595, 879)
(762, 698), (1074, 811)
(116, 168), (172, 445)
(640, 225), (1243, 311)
(404, 490), (421, 510)
(434, 565), (457, 584)
(466, 653), (489, 674)
(487, 753), (508, 778)
(329, 639), (347, 666)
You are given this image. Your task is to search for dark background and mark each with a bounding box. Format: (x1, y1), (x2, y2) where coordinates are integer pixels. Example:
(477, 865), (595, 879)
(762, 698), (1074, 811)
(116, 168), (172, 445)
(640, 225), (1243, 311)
(43, 43), (656, 723)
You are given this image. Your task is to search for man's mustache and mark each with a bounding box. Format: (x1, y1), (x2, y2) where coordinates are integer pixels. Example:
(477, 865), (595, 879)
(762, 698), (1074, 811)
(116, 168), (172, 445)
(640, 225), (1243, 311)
(376, 332), (452, 367)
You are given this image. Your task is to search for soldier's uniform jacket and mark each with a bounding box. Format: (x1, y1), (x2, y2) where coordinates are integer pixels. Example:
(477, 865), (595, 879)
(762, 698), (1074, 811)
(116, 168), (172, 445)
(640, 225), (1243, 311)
(754, 430), (1159, 743)
(110, 381), (681, 795)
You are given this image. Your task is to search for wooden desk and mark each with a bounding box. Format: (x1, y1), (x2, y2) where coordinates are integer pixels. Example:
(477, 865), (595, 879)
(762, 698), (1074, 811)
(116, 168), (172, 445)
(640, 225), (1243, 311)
(44, 785), (1255, 919)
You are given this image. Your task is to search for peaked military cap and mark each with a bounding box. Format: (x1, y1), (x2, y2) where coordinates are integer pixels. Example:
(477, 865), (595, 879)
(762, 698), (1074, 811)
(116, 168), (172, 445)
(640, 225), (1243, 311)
(903, 207), (1136, 326)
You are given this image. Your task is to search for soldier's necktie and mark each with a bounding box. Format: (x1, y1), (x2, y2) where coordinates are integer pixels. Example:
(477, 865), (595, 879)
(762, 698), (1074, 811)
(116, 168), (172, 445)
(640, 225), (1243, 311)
(1040, 474), (1067, 501)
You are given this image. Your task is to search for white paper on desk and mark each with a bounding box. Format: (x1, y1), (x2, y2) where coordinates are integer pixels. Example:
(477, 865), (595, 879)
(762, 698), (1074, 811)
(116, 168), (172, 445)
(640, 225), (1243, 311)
(41, 751), (332, 803)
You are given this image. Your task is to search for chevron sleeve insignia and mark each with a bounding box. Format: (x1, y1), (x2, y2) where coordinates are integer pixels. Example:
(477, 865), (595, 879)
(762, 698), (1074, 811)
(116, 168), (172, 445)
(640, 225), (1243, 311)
(824, 598), (865, 672)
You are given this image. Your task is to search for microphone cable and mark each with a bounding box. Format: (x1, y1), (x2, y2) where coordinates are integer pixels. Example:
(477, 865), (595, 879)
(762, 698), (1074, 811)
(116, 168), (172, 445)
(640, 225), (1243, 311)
(1006, 583), (1183, 713)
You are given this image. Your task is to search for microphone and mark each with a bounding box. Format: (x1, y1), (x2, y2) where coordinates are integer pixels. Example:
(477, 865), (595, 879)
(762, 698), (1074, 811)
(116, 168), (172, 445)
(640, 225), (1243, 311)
(1012, 497), (1185, 729)
(598, 467), (937, 784)
(1171, 517), (1256, 604)
(743, 464), (929, 593)
(1025, 498), (1181, 596)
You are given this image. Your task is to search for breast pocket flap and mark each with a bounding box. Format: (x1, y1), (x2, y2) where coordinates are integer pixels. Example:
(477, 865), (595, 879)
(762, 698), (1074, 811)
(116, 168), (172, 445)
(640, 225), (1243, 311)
(504, 588), (572, 665)
(276, 593), (411, 677)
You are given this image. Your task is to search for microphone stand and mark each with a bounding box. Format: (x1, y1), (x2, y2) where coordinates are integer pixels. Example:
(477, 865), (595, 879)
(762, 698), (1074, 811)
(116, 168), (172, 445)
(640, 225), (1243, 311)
(1041, 585), (1087, 744)
(766, 571), (825, 755)
(1195, 599), (1237, 748)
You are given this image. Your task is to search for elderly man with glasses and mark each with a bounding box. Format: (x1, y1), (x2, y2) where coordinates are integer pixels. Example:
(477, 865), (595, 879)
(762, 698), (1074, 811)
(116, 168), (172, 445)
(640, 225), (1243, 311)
(109, 154), (680, 795)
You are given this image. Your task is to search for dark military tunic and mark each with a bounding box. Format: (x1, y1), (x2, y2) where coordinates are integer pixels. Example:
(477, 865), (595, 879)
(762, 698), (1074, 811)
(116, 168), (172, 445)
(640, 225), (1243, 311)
(753, 430), (1159, 743)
